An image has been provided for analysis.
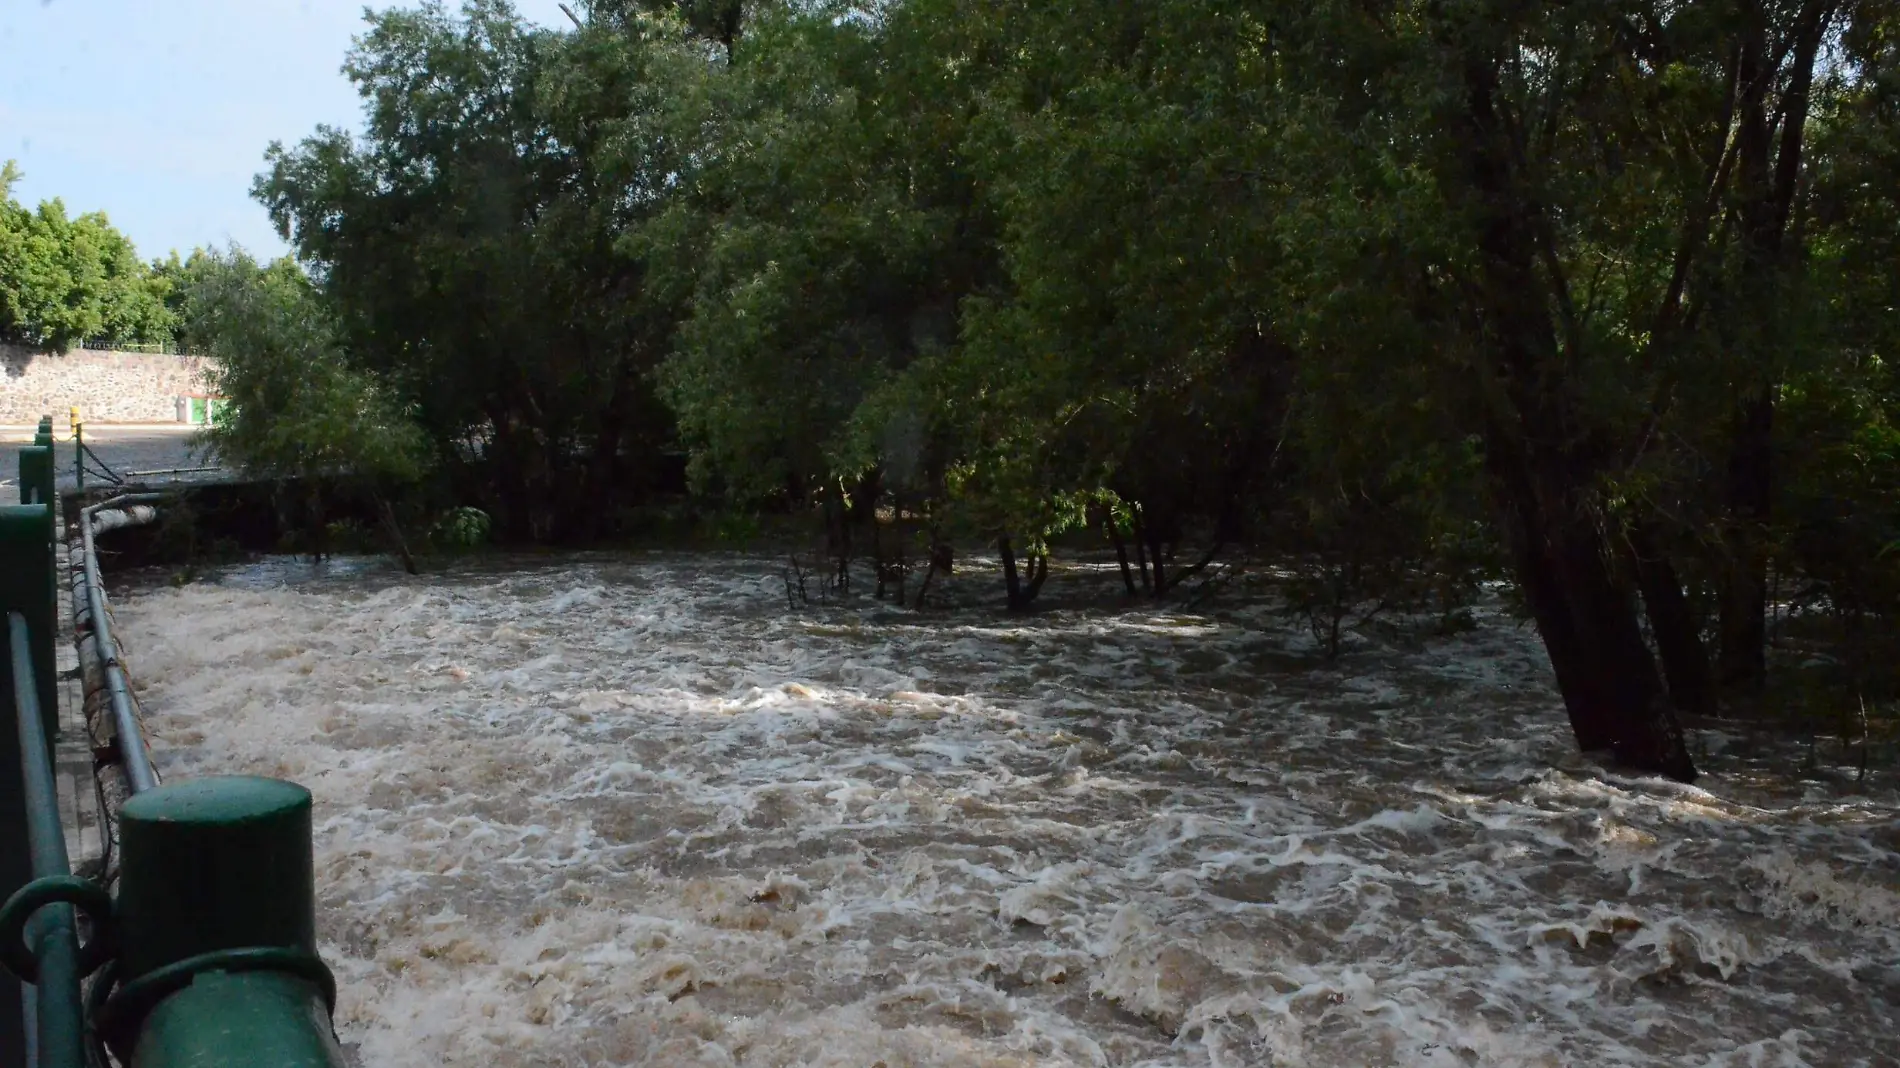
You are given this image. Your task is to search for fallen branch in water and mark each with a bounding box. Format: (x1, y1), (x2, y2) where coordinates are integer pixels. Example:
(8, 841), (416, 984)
(1183, 563), (1237, 610)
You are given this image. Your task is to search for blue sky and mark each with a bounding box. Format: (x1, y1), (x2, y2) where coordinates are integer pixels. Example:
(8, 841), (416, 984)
(0, 0), (574, 262)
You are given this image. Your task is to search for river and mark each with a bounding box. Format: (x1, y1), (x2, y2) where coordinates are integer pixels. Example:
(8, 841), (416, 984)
(113, 552), (1899, 1067)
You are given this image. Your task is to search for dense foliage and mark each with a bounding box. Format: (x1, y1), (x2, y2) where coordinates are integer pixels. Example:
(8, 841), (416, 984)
(185, 247), (431, 571)
(226, 0), (1900, 780)
(0, 161), (178, 351)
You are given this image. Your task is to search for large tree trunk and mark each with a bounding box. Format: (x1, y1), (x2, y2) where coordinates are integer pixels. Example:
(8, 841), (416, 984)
(894, 506), (908, 607)
(914, 536), (953, 609)
(1453, 50), (1696, 781)
(1715, 20), (1780, 700)
(850, 471), (884, 594)
(1024, 550), (1049, 604)
(1000, 535), (1023, 610)
(576, 360), (636, 543)
(1485, 439), (1618, 752)
(1490, 455), (1696, 779)
(1626, 522), (1716, 720)
(1134, 506), (1169, 597)
(998, 535), (1047, 611)
(308, 484), (328, 565)
(1106, 513), (1137, 596)
(1717, 378), (1775, 700)
(872, 514), (889, 601)
(823, 484), (851, 594)
(485, 407), (536, 544)
(1714, 0), (1828, 696)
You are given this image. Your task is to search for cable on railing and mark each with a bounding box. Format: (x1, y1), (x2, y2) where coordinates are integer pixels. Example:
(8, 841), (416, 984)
(68, 419), (125, 493)
(77, 445), (125, 489)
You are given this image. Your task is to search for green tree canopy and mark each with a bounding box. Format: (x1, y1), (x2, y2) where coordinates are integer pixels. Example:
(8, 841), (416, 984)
(0, 162), (176, 351)
(232, 0), (1900, 781)
(186, 247), (429, 487)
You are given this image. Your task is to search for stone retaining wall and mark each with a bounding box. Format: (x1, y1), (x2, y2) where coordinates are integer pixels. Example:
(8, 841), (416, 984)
(0, 346), (219, 423)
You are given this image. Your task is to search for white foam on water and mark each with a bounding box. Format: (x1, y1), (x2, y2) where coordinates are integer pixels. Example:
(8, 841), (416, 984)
(114, 554), (1900, 1066)
(1743, 851), (1900, 932)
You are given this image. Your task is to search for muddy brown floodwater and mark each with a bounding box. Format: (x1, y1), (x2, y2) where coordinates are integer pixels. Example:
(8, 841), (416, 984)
(114, 553), (1899, 1067)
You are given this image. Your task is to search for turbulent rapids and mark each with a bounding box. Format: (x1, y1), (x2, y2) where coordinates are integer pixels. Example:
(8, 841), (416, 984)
(113, 554), (1898, 1067)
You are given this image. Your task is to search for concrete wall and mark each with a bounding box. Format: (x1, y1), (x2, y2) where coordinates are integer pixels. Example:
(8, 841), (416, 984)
(0, 346), (218, 424)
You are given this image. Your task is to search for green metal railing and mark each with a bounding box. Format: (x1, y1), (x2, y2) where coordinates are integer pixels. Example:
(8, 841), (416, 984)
(7, 610), (90, 1068)
(2, 417), (347, 1068)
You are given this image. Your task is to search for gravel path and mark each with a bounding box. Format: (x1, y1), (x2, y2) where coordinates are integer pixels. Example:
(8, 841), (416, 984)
(0, 426), (221, 493)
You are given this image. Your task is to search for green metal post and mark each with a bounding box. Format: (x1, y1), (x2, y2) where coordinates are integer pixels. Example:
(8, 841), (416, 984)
(8, 613), (86, 1068)
(0, 606), (26, 1068)
(1, 504), (57, 1062)
(0, 507), (56, 756)
(72, 422), (82, 493)
(33, 420), (53, 502)
(17, 445), (52, 508)
(33, 423), (52, 502)
(112, 777), (346, 1068)
(133, 972), (343, 1067)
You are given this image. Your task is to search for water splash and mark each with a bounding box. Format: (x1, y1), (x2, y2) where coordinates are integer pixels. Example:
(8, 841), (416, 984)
(114, 553), (1900, 1067)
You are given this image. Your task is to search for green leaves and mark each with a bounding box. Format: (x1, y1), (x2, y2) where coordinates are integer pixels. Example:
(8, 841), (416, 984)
(253, 1), (709, 538)
(215, 0), (1897, 700)
(650, 0), (1000, 506)
(186, 248), (430, 487)
(0, 169), (177, 352)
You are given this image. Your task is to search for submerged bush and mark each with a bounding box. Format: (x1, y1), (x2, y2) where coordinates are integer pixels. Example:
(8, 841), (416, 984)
(431, 507), (493, 550)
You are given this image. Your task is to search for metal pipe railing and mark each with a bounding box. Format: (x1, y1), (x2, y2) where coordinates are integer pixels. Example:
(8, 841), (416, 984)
(6, 427), (347, 1068)
(76, 495), (167, 797)
(120, 469), (220, 481)
(7, 613), (85, 1068)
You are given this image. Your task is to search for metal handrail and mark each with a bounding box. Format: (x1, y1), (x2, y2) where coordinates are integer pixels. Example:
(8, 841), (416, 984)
(8, 612), (85, 1068)
(7, 432), (346, 1067)
(77, 495), (168, 796)
(120, 468), (221, 480)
